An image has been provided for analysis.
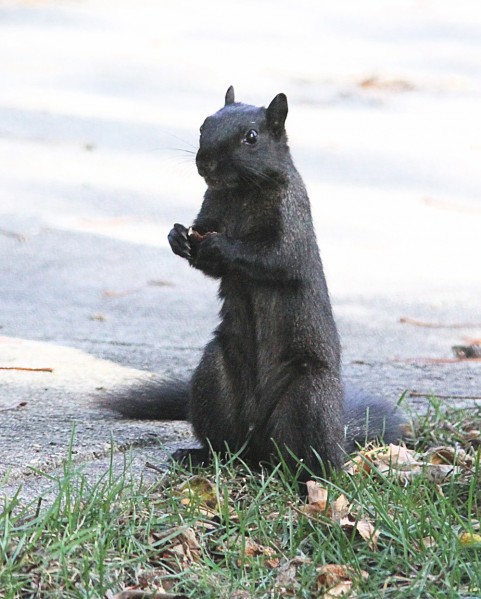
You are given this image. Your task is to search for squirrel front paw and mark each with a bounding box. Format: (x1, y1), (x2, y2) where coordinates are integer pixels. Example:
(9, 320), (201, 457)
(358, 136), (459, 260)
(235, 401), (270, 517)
(168, 223), (192, 260)
(192, 233), (231, 277)
(195, 232), (223, 263)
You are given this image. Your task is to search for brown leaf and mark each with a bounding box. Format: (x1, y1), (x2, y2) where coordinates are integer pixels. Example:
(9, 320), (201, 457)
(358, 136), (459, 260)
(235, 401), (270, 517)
(0, 366), (53, 372)
(427, 446), (472, 467)
(420, 536), (437, 549)
(337, 514), (379, 551)
(463, 429), (481, 442)
(396, 357), (481, 364)
(307, 480), (329, 506)
(150, 527), (201, 571)
(303, 483), (379, 551)
(148, 280), (174, 287)
(238, 538), (280, 569)
(317, 564), (357, 587)
(345, 445), (421, 481)
(350, 444), (471, 484)
(343, 453), (373, 476)
(137, 568), (173, 592)
(424, 464), (460, 483)
(367, 444), (423, 482)
(317, 564), (369, 596)
(329, 494), (350, 523)
(301, 480), (329, 516)
(323, 580), (354, 597)
(355, 520), (380, 551)
(103, 288), (141, 298)
(399, 317), (481, 329)
(274, 557), (312, 596)
(274, 563), (299, 596)
(359, 76), (415, 92)
(376, 444), (419, 468)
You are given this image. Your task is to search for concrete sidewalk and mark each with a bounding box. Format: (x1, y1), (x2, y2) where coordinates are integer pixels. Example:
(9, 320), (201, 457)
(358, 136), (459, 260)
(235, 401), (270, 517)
(1, 0), (480, 502)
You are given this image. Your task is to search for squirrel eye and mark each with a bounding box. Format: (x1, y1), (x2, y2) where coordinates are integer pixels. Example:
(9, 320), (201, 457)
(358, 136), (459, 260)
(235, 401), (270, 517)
(244, 129), (258, 145)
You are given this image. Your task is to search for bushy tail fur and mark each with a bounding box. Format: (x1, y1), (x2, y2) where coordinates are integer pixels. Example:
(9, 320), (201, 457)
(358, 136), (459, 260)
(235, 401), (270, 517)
(343, 383), (406, 453)
(100, 378), (190, 420)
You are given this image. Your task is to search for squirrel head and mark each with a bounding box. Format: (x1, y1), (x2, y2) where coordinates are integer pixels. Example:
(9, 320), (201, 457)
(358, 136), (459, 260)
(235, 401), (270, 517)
(196, 87), (290, 190)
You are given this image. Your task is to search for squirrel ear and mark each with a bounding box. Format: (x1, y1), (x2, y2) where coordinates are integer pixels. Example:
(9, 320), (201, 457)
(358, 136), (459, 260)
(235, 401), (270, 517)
(225, 86), (235, 105)
(266, 93), (288, 136)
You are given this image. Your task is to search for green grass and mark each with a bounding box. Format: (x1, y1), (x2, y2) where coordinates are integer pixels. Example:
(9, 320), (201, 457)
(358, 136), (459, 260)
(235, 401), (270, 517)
(1, 400), (480, 599)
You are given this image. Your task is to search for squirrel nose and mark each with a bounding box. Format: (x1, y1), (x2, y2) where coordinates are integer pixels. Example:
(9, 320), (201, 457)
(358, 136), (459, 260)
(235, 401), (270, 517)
(196, 157), (218, 177)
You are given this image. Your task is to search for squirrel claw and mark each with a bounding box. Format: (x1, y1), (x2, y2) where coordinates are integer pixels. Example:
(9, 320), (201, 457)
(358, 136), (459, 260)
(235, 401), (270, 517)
(168, 224), (192, 260)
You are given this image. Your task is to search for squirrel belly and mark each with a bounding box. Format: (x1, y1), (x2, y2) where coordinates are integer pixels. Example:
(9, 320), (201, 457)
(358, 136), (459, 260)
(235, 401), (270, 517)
(102, 87), (406, 475)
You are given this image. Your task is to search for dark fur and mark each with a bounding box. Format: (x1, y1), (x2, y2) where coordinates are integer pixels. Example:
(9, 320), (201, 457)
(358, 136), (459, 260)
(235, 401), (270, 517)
(104, 87), (405, 477)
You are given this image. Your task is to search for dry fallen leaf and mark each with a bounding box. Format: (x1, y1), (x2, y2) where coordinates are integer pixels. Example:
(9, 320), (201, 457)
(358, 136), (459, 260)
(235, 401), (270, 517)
(274, 557), (312, 596)
(238, 538), (279, 569)
(137, 568), (173, 592)
(317, 564), (367, 587)
(317, 564), (369, 597)
(343, 444), (414, 476)
(354, 519), (380, 551)
(329, 494), (350, 523)
(346, 444), (468, 484)
(343, 453), (373, 476)
(427, 446), (473, 468)
(274, 563), (299, 596)
(424, 463), (460, 483)
(307, 480), (329, 508)
(301, 480), (329, 516)
(323, 581), (354, 597)
(376, 444), (420, 469)
(0, 366), (53, 373)
(300, 482), (378, 550)
(420, 536), (437, 549)
(359, 75), (415, 92)
(463, 429), (480, 442)
(150, 527), (201, 571)
(337, 515), (379, 551)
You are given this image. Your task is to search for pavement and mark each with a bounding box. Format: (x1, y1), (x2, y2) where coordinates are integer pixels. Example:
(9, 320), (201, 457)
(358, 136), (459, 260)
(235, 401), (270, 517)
(1, 0), (481, 503)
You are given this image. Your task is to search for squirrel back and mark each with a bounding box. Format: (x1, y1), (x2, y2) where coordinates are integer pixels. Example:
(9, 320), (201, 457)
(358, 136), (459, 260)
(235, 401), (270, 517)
(102, 87), (406, 477)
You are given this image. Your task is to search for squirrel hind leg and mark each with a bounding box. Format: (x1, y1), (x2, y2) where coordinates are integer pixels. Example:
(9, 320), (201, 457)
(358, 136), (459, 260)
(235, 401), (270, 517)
(190, 337), (250, 452)
(256, 372), (345, 475)
(343, 383), (407, 453)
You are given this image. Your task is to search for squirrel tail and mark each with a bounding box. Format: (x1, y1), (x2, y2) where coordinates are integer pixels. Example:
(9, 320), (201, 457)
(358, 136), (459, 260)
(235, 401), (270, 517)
(99, 378), (189, 420)
(343, 383), (407, 453)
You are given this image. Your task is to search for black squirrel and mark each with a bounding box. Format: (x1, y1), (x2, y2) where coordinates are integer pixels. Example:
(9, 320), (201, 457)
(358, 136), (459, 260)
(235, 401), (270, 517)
(104, 87), (405, 477)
